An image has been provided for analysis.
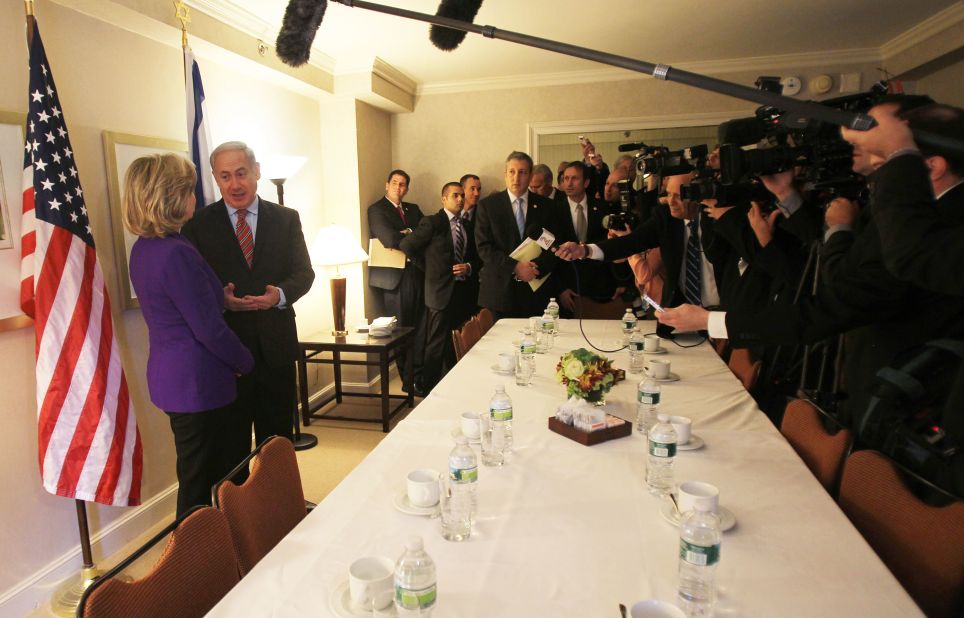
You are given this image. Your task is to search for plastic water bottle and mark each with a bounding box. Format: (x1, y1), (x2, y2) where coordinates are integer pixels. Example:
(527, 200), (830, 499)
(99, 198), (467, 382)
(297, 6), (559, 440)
(540, 310), (555, 351)
(489, 385), (513, 458)
(646, 413), (677, 496)
(520, 328), (536, 378)
(678, 503), (722, 616)
(448, 435), (478, 526)
(635, 378), (661, 436)
(546, 297), (560, 333)
(621, 308), (637, 346)
(628, 329), (645, 374)
(394, 535), (437, 616)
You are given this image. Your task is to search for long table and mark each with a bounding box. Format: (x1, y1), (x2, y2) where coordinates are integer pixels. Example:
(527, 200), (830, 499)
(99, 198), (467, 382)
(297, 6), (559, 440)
(209, 319), (922, 617)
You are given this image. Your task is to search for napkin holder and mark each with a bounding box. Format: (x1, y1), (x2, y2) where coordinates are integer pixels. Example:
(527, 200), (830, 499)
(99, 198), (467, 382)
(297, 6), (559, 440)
(548, 415), (631, 446)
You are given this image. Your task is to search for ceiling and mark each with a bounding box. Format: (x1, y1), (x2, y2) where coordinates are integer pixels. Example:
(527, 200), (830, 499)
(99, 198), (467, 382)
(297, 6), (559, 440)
(223, 0), (961, 88)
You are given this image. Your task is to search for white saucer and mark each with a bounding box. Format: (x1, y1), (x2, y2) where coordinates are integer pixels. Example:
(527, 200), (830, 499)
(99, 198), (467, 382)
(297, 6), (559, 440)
(642, 348), (668, 355)
(393, 490), (439, 517)
(645, 372), (680, 382)
(450, 426), (481, 445)
(660, 500), (736, 532)
(491, 364), (514, 376)
(329, 580), (371, 618)
(676, 435), (705, 451)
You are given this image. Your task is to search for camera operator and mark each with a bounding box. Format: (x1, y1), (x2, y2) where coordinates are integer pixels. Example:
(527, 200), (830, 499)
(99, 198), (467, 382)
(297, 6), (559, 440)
(656, 100), (964, 431)
(556, 171), (727, 334)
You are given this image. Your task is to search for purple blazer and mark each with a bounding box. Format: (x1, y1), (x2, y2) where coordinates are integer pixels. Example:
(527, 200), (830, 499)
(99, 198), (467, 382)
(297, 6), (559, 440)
(129, 233), (254, 413)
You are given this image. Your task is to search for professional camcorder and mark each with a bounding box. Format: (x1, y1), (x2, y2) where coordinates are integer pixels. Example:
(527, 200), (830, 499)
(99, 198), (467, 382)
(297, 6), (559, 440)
(602, 179), (641, 231)
(679, 176), (772, 205)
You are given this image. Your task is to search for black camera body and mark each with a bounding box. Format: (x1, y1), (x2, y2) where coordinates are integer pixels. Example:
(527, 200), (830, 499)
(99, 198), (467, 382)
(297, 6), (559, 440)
(637, 144), (708, 177)
(602, 179), (640, 231)
(680, 176), (772, 205)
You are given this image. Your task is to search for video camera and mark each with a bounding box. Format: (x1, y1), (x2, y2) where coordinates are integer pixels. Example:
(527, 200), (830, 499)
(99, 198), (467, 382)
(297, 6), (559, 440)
(602, 179), (640, 231)
(679, 176), (772, 205)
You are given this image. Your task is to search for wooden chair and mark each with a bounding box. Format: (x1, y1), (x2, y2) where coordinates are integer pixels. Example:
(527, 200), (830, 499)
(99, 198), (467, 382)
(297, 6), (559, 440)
(708, 337), (730, 361)
(838, 450), (964, 618)
(727, 348), (761, 391)
(476, 308), (495, 335)
(451, 317), (482, 362)
(573, 298), (629, 320)
(214, 436), (307, 575)
(78, 506), (240, 618)
(779, 399), (852, 494)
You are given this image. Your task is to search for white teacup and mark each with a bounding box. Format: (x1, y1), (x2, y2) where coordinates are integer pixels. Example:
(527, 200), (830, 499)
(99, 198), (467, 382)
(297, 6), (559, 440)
(669, 415), (692, 445)
(348, 556), (394, 610)
(497, 352), (514, 372)
(406, 469), (440, 507)
(630, 600), (686, 618)
(460, 411), (481, 440)
(677, 480), (720, 515)
(645, 359), (671, 379)
(643, 333), (662, 352)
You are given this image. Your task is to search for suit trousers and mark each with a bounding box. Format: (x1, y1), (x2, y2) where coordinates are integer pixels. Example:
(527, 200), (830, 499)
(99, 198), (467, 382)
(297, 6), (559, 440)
(423, 281), (475, 389)
(382, 263), (426, 385)
(167, 406), (232, 518)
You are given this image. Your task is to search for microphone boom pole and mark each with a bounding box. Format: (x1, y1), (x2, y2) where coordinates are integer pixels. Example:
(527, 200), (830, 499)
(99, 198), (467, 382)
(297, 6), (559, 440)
(330, 0), (962, 155)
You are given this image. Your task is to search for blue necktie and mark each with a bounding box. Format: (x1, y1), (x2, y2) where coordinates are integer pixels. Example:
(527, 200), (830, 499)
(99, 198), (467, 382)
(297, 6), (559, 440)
(685, 218), (702, 305)
(513, 197), (525, 238)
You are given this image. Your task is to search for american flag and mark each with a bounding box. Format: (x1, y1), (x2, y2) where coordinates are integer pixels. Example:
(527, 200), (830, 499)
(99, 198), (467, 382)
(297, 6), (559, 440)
(20, 25), (142, 506)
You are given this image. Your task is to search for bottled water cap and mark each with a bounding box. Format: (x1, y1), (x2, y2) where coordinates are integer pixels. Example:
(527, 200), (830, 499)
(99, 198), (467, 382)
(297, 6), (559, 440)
(406, 535), (424, 551)
(455, 435), (468, 445)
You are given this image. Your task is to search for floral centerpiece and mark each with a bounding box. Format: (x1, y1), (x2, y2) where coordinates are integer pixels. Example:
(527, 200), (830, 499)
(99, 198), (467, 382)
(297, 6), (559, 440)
(555, 348), (617, 403)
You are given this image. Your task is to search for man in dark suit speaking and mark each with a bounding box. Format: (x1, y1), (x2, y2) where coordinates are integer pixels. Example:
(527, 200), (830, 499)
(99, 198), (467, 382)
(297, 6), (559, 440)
(367, 170), (426, 393)
(475, 151), (557, 318)
(182, 141), (314, 466)
(400, 182), (480, 389)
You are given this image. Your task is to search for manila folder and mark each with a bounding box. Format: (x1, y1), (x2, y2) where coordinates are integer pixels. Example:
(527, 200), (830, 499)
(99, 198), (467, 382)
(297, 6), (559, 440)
(368, 238), (406, 269)
(509, 238), (551, 292)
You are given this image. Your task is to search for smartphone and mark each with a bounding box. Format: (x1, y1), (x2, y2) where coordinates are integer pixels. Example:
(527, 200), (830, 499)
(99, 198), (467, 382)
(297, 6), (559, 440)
(578, 135), (588, 146)
(643, 293), (664, 313)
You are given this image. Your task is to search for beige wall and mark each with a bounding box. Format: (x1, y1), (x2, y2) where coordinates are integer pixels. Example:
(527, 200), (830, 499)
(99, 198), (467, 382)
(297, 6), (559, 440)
(915, 55), (964, 107)
(0, 1), (338, 611)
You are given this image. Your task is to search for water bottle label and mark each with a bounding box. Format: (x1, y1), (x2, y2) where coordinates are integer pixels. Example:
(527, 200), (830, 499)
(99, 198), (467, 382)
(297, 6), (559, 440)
(648, 440), (676, 458)
(623, 319), (636, 330)
(638, 391), (661, 405)
(395, 583), (437, 610)
(450, 465), (478, 483)
(542, 320), (554, 332)
(549, 308), (559, 318)
(629, 341), (644, 351)
(491, 406), (513, 421)
(520, 342), (535, 354)
(680, 540), (720, 566)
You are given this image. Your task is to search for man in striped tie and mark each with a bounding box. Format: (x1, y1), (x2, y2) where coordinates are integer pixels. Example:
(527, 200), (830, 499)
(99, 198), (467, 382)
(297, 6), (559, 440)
(400, 182), (479, 389)
(183, 141), (315, 468)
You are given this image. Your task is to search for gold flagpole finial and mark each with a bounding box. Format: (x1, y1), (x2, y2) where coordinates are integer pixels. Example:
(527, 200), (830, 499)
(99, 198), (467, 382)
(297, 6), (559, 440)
(174, 1), (191, 49)
(25, 0), (34, 16)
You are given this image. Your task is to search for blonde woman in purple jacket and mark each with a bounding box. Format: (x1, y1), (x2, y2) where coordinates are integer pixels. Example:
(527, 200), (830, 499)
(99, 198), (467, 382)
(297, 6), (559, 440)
(124, 153), (254, 517)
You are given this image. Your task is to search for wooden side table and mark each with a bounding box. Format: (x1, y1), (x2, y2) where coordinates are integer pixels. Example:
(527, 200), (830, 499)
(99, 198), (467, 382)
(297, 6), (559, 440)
(297, 327), (415, 433)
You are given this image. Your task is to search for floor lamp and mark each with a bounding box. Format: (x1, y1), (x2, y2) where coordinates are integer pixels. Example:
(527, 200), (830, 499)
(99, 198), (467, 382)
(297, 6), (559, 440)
(310, 225), (369, 336)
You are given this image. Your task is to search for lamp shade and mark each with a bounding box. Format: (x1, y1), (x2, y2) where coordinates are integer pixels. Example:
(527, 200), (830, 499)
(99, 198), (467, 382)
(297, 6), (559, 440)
(259, 154), (307, 180)
(310, 224), (369, 267)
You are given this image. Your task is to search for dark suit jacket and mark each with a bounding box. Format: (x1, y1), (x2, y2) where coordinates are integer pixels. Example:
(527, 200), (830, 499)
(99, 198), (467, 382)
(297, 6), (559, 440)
(368, 197), (423, 290)
(596, 203), (725, 309)
(181, 198), (315, 368)
(550, 197), (623, 299)
(475, 190), (557, 312)
(400, 209), (480, 311)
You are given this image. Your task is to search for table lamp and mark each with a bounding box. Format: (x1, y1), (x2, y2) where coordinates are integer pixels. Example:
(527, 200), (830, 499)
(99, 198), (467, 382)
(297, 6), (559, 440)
(310, 225), (369, 336)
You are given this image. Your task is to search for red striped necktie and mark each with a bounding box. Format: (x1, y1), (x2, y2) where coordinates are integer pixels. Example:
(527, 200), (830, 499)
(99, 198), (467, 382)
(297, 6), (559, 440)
(236, 208), (254, 267)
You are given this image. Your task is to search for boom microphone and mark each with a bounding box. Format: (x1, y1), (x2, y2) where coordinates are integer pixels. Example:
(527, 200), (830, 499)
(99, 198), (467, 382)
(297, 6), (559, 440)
(276, 0), (329, 67)
(429, 0), (484, 51)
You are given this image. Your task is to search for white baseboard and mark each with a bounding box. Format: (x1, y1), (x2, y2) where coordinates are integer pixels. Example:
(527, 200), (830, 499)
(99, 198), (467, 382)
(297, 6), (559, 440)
(0, 484), (178, 617)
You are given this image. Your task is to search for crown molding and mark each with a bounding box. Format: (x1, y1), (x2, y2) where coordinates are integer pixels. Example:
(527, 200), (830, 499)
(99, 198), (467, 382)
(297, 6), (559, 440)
(880, 1), (964, 60)
(185, 0), (337, 74)
(416, 47), (882, 96)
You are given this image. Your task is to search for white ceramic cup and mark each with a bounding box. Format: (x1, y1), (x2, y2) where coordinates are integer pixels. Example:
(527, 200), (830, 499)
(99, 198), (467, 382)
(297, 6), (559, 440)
(460, 411), (481, 440)
(371, 590), (397, 617)
(497, 352), (514, 372)
(643, 333), (662, 352)
(348, 556), (394, 610)
(406, 469), (440, 507)
(677, 480), (720, 515)
(669, 415), (692, 445)
(645, 359), (671, 379)
(630, 599), (686, 618)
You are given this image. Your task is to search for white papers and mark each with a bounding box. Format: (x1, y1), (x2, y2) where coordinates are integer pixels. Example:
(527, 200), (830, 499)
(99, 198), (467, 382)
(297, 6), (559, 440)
(369, 316), (397, 337)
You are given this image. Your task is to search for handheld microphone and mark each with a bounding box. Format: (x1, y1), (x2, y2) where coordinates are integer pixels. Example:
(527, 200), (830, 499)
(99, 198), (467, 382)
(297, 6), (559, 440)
(524, 225), (556, 251)
(276, 0), (329, 67)
(429, 0), (484, 51)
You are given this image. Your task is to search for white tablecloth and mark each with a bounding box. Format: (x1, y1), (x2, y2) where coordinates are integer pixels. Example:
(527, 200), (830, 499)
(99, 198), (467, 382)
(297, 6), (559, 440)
(209, 319), (921, 617)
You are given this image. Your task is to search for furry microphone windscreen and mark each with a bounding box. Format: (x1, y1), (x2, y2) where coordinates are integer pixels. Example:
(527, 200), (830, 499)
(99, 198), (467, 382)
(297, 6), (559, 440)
(276, 0), (329, 67)
(429, 0), (484, 51)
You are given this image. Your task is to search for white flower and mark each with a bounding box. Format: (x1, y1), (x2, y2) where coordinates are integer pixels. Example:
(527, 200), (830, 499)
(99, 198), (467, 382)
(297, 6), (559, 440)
(563, 358), (585, 380)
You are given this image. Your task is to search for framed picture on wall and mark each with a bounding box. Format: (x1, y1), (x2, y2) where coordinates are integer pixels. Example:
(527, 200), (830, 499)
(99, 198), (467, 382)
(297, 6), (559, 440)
(103, 131), (188, 310)
(0, 111), (33, 332)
